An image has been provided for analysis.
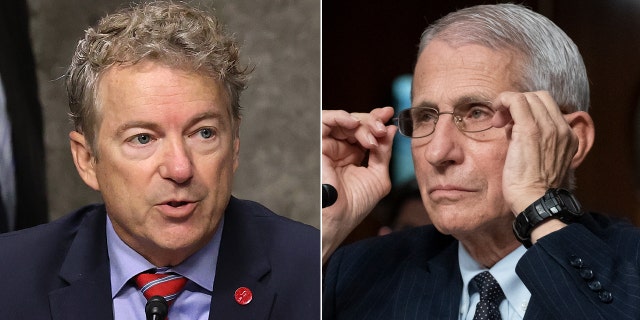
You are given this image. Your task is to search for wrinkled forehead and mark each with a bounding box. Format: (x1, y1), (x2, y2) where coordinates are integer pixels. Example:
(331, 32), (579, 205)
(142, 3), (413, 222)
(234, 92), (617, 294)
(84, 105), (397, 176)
(94, 61), (233, 117)
(411, 40), (526, 106)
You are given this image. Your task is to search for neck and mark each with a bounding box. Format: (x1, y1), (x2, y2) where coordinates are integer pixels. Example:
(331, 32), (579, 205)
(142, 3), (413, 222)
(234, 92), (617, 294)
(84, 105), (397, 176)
(461, 237), (520, 268)
(456, 220), (521, 268)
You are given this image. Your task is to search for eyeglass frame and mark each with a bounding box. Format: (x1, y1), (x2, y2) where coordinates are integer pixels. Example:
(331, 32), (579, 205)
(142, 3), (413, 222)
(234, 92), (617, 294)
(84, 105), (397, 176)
(393, 101), (496, 138)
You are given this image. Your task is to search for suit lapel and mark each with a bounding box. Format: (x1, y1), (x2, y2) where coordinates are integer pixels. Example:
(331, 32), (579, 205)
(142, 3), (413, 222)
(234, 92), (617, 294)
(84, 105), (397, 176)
(48, 206), (113, 320)
(383, 230), (462, 319)
(415, 239), (462, 319)
(209, 198), (275, 319)
(522, 295), (547, 319)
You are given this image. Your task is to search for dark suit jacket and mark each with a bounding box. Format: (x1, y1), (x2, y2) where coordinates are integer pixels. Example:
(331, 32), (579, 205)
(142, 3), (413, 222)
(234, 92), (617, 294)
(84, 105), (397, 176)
(0, 0), (48, 231)
(0, 197), (320, 319)
(324, 213), (640, 319)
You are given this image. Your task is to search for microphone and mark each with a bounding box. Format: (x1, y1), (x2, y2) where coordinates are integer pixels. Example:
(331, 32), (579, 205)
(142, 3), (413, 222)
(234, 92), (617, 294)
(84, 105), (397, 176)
(145, 295), (168, 320)
(322, 184), (338, 208)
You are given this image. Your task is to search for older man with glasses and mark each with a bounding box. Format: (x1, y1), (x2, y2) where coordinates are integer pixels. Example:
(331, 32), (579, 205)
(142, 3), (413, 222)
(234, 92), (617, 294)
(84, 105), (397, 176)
(322, 3), (640, 319)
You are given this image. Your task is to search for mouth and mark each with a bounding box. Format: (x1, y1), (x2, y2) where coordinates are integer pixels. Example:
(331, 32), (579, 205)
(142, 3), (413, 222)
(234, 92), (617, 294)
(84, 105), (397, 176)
(156, 200), (198, 218)
(428, 185), (475, 200)
(166, 200), (190, 208)
(429, 185), (471, 193)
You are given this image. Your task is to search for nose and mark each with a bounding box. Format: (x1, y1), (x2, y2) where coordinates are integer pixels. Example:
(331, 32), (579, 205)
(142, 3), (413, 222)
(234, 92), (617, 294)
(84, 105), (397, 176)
(419, 113), (463, 168)
(158, 138), (194, 184)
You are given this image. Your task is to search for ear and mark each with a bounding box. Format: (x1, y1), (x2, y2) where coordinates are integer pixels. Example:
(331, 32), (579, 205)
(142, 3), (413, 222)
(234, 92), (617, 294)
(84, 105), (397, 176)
(566, 111), (595, 169)
(69, 131), (100, 191)
(232, 118), (241, 173)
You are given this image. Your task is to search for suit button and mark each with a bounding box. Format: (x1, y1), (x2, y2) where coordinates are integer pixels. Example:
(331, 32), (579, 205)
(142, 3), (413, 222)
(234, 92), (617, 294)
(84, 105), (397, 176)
(598, 291), (613, 303)
(587, 280), (602, 291)
(569, 255), (583, 268)
(580, 268), (594, 280)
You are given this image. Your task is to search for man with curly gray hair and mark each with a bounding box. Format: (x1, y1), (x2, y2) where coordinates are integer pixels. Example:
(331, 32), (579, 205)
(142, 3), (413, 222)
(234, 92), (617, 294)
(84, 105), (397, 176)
(0, 2), (319, 319)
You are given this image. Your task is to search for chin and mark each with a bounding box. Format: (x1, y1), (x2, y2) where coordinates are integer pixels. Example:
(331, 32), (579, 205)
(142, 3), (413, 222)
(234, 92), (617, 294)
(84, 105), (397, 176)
(430, 210), (480, 235)
(152, 227), (200, 247)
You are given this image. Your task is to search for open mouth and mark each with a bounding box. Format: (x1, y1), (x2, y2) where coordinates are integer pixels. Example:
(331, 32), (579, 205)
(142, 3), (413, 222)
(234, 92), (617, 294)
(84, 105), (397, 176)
(167, 201), (189, 207)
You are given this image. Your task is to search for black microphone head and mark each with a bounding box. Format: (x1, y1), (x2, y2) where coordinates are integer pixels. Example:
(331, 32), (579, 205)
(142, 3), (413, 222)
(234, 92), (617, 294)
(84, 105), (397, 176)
(145, 295), (168, 320)
(322, 184), (338, 208)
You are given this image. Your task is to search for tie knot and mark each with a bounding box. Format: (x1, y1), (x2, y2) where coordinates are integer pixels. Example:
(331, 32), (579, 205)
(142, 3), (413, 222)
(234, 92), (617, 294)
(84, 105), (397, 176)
(471, 271), (505, 320)
(134, 270), (187, 305)
(472, 271), (505, 302)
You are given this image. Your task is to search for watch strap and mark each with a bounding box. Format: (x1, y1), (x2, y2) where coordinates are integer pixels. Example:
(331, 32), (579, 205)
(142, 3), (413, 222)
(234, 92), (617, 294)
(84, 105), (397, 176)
(513, 188), (582, 248)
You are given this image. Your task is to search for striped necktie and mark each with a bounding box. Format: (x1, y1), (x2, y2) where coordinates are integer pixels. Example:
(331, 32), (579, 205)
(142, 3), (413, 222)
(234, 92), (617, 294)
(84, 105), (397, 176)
(135, 269), (187, 317)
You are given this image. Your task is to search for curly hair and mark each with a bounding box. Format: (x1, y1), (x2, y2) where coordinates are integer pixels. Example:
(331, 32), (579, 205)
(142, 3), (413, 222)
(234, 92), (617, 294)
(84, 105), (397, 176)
(66, 1), (251, 151)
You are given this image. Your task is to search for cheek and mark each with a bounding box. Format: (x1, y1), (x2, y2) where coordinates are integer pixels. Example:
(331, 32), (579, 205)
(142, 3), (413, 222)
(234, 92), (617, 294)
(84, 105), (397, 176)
(410, 146), (428, 173)
(94, 152), (149, 203)
(200, 152), (236, 186)
(474, 143), (508, 177)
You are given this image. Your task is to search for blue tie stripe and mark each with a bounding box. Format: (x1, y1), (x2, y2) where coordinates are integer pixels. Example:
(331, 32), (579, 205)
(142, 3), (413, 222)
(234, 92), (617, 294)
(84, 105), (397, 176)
(164, 292), (180, 301)
(140, 274), (184, 293)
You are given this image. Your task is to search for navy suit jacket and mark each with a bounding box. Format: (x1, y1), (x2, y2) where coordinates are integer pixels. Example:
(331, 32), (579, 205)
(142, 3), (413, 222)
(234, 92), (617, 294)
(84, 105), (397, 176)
(324, 213), (640, 319)
(0, 197), (320, 319)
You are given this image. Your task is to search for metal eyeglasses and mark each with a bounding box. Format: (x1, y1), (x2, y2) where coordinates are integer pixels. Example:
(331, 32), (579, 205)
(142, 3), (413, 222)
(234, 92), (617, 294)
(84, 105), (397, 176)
(394, 101), (495, 138)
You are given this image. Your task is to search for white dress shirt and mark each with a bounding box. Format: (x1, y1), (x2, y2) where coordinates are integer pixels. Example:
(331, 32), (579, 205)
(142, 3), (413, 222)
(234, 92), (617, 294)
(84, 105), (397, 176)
(458, 243), (531, 320)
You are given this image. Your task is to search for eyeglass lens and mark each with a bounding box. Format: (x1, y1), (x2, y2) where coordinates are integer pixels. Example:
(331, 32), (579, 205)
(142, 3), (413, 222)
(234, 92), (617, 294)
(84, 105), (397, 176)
(396, 102), (494, 138)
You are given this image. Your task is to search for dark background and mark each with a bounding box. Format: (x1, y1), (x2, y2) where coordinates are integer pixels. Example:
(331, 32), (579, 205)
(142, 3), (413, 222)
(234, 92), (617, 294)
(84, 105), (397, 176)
(323, 0), (640, 240)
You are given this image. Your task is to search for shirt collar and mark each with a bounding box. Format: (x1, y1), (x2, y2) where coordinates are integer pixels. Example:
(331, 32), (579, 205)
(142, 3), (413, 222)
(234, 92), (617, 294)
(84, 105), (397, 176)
(458, 242), (531, 318)
(107, 215), (224, 298)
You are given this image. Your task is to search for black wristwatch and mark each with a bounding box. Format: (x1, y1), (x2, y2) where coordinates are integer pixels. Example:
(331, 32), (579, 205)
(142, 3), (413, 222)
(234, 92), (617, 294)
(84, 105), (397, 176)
(513, 188), (583, 248)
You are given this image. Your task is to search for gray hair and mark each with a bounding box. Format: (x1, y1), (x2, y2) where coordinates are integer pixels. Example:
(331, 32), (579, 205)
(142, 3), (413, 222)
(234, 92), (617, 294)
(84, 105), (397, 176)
(66, 1), (251, 152)
(418, 3), (589, 113)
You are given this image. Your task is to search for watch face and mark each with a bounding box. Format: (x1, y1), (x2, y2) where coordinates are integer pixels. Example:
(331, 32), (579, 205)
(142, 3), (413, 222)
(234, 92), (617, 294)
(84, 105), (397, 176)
(557, 189), (582, 215)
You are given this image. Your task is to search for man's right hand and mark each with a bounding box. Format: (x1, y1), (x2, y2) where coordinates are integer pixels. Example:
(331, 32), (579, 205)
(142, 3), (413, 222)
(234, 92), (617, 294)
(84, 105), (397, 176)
(322, 107), (396, 264)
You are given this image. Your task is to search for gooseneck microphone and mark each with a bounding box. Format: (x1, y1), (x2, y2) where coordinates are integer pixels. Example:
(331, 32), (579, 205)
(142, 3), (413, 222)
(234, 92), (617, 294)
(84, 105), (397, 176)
(145, 295), (168, 320)
(322, 184), (338, 208)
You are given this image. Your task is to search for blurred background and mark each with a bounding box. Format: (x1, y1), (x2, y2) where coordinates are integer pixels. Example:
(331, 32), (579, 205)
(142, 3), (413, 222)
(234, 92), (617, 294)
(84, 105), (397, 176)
(11, 0), (319, 229)
(323, 0), (640, 242)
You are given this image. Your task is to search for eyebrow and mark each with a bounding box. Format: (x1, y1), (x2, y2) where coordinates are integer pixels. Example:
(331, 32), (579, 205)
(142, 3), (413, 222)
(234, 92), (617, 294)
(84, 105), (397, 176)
(115, 111), (227, 136)
(186, 111), (227, 129)
(413, 95), (492, 110)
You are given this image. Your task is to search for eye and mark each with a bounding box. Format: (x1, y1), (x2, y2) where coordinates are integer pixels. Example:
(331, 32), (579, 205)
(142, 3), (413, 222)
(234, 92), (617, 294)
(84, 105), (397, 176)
(462, 103), (494, 121)
(133, 133), (152, 145)
(412, 108), (438, 123)
(195, 127), (216, 139)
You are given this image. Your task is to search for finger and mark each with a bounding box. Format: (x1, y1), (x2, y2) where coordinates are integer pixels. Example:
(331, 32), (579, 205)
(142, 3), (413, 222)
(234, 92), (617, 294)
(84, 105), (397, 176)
(322, 110), (360, 138)
(492, 92), (539, 130)
(350, 107), (395, 148)
(321, 134), (366, 165)
(534, 91), (570, 124)
(351, 107), (395, 137)
(322, 109), (377, 148)
(529, 92), (577, 149)
(367, 125), (397, 173)
(525, 92), (568, 133)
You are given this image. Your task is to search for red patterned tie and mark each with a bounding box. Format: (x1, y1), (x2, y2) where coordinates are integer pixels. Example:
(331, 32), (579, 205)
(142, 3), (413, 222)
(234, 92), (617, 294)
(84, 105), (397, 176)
(135, 270), (187, 312)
